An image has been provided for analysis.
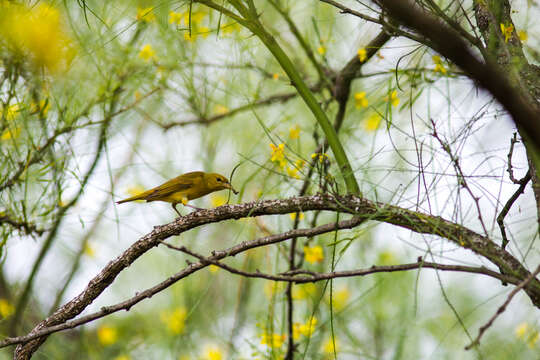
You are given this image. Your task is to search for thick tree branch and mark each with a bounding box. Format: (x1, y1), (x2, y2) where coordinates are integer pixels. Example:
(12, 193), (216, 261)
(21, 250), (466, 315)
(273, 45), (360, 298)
(12, 193), (540, 358)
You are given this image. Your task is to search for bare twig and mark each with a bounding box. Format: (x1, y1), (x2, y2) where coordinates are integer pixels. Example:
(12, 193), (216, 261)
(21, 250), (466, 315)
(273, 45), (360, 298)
(465, 264), (540, 350)
(0, 215), (45, 236)
(506, 133), (523, 184)
(372, 0), (540, 151)
(1, 241), (519, 350)
(497, 170), (532, 249)
(431, 119), (489, 236)
(161, 90), (304, 130)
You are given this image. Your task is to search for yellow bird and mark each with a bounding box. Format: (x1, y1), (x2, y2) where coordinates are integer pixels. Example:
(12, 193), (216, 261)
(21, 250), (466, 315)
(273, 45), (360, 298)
(116, 171), (238, 216)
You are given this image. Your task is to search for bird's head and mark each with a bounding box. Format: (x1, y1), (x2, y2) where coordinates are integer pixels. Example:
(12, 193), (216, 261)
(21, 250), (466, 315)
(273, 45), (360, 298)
(206, 173), (238, 194)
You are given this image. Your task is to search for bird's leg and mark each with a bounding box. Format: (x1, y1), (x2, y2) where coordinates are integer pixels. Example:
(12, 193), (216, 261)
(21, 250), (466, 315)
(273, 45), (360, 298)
(172, 203), (182, 217)
(185, 204), (204, 211)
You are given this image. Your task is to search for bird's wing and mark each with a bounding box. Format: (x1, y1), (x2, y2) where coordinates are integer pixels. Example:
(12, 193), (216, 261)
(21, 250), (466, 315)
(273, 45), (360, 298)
(144, 172), (204, 201)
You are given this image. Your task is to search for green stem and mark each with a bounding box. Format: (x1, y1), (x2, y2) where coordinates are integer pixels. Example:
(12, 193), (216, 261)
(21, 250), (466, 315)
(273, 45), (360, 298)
(196, 0), (360, 195)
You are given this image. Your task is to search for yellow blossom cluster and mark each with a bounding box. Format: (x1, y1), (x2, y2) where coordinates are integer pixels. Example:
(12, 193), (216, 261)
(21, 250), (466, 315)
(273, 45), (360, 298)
(0, 299), (14, 318)
(160, 307), (188, 334)
(357, 47), (367, 62)
(136, 7), (156, 23)
(0, 2), (76, 72)
(364, 113), (382, 132)
(289, 212), (305, 221)
(292, 283), (317, 300)
(327, 286), (350, 311)
(385, 90), (400, 107)
(432, 55), (447, 74)
(293, 317), (317, 340)
(139, 44), (156, 63)
(311, 152), (329, 164)
(203, 345), (224, 360)
(500, 23), (514, 43)
(260, 333), (286, 348)
(304, 245), (324, 264)
(354, 92), (369, 108)
(97, 324), (118, 346)
(515, 323), (539, 348)
(270, 143), (286, 168)
(169, 9), (210, 42)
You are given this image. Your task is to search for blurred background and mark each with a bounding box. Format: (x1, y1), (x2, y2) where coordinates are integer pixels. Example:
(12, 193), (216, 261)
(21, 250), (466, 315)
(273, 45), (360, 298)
(0, 0), (539, 359)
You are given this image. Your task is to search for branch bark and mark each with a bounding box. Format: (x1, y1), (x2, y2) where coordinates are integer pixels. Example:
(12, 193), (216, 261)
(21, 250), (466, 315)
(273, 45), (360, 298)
(12, 193), (540, 358)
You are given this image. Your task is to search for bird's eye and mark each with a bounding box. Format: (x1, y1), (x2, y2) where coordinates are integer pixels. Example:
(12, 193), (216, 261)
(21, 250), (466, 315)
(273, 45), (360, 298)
(217, 178), (222, 182)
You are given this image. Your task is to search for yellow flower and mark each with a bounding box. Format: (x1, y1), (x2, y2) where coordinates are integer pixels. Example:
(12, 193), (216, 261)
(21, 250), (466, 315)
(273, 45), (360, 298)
(323, 337), (339, 354)
(139, 44), (156, 62)
(204, 346), (223, 360)
(184, 31), (197, 42)
(518, 30), (528, 42)
(311, 152), (329, 163)
(0, 299), (14, 318)
(364, 113), (382, 132)
(292, 283), (316, 300)
(221, 22), (242, 35)
(264, 281), (286, 297)
(354, 92), (368, 108)
(0, 3), (76, 72)
(385, 90), (400, 107)
(4, 103), (20, 121)
(209, 264), (220, 273)
(432, 55), (447, 74)
(289, 125), (300, 139)
(1, 127), (21, 141)
(294, 317), (317, 339)
(304, 245), (324, 264)
(198, 26), (210, 38)
(357, 47), (367, 62)
(295, 159), (306, 168)
(528, 331), (539, 348)
(317, 46), (326, 55)
(329, 286), (350, 311)
(97, 324), (118, 346)
(169, 11), (183, 25)
(260, 333), (286, 348)
(191, 11), (206, 25)
(286, 166), (300, 179)
(214, 104), (229, 114)
(500, 23), (514, 43)
(272, 73), (279, 80)
(160, 307), (187, 334)
(270, 143), (286, 168)
(289, 212), (305, 221)
(515, 323), (529, 338)
(84, 243), (95, 258)
(377, 250), (396, 265)
(136, 7), (156, 23)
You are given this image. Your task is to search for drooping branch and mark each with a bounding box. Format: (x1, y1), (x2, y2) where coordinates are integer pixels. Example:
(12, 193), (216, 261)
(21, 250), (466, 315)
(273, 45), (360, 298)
(3, 214), (519, 351)
(370, 0), (540, 152)
(12, 193), (540, 358)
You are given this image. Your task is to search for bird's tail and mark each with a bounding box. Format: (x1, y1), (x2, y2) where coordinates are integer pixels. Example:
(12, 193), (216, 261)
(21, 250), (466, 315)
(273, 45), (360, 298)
(116, 190), (151, 204)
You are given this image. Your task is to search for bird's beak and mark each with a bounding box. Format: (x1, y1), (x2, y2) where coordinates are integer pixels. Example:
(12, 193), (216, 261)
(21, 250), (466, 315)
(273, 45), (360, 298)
(227, 183), (239, 194)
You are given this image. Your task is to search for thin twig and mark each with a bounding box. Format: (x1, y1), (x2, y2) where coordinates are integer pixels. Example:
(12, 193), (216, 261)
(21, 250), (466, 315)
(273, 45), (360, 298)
(497, 170), (531, 249)
(506, 133), (522, 184)
(465, 264), (540, 350)
(431, 119), (489, 236)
